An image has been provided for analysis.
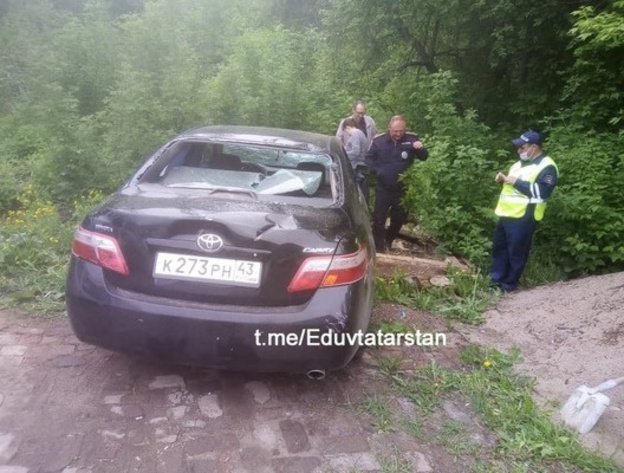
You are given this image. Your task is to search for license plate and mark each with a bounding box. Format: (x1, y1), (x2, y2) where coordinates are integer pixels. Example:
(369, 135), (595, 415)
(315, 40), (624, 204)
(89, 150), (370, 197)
(153, 252), (262, 287)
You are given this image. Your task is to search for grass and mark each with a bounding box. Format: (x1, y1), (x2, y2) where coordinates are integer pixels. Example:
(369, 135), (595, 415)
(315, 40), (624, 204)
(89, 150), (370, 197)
(377, 448), (415, 473)
(375, 266), (500, 325)
(0, 186), (105, 315)
(521, 249), (569, 288)
(403, 417), (425, 440)
(391, 361), (456, 415)
(436, 419), (481, 459)
(361, 393), (396, 433)
(0, 257), (67, 314)
(368, 264), (622, 471)
(377, 355), (403, 375)
(368, 346), (624, 473)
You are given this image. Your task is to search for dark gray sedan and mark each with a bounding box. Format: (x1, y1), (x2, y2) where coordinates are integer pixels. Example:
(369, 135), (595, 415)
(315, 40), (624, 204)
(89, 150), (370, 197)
(65, 126), (375, 377)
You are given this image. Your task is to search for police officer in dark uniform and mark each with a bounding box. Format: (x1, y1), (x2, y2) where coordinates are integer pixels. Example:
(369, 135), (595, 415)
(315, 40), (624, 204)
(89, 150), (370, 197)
(365, 115), (428, 253)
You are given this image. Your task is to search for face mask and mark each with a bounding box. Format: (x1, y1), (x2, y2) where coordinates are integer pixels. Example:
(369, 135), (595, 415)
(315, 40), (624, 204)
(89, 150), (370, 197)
(519, 147), (533, 161)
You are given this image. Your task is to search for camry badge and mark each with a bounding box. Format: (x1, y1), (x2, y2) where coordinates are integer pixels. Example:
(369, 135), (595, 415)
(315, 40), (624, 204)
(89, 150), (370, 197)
(303, 247), (334, 253)
(197, 233), (224, 253)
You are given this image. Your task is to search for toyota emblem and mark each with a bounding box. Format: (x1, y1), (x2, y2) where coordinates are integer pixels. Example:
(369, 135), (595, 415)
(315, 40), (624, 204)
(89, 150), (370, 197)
(197, 233), (224, 253)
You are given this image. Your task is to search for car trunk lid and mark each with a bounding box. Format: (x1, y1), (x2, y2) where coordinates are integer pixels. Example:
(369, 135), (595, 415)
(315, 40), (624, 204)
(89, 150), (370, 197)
(82, 192), (356, 307)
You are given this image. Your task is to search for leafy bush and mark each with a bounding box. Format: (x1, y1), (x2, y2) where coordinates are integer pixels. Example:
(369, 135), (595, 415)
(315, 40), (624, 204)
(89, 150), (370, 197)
(533, 127), (624, 275)
(199, 27), (317, 130)
(564, 1), (624, 130)
(0, 157), (21, 215)
(0, 120), (49, 214)
(399, 72), (506, 268)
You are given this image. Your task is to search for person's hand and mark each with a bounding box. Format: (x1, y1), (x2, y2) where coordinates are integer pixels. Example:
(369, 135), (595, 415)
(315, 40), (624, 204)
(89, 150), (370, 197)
(412, 140), (424, 150)
(505, 175), (517, 185)
(495, 172), (506, 183)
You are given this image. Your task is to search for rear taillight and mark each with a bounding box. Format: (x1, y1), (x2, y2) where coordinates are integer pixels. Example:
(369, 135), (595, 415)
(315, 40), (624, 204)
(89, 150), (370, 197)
(71, 227), (129, 276)
(287, 244), (368, 293)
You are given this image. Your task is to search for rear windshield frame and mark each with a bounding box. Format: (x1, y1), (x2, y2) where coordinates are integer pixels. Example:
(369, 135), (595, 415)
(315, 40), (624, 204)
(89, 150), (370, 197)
(138, 139), (344, 206)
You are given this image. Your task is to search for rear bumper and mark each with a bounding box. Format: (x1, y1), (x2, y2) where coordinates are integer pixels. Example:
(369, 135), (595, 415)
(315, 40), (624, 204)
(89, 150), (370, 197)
(65, 258), (374, 373)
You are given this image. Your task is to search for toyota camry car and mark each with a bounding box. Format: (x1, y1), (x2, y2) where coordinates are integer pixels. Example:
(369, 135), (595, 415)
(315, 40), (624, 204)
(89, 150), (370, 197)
(66, 126), (375, 376)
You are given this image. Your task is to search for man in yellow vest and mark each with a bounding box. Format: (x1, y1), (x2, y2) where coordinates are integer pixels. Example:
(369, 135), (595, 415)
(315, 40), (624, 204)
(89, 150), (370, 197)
(490, 130), (558, 292)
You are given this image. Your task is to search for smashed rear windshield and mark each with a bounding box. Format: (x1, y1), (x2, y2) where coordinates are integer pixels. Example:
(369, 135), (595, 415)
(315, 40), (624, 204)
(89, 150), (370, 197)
(141, 141), (338, 202)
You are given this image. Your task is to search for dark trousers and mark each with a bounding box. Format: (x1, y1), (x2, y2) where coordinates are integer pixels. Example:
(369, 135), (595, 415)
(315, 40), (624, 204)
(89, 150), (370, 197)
(490, 216), (537, 291)
(372, 185), (407, 252)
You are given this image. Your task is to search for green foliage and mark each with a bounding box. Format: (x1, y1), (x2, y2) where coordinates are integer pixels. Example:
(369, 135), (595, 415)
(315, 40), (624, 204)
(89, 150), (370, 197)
(533, 127), (624, 275)
(564, 0), (624, 128)
(0, 119), (45, 213)
(199, 27), (318, 129)
(387, 347), (624, 472)
(375, 320), (411, 335)
(375, 267), (497, 325)
(374, 273), (415, 306)
(0, 187), (106, 314)
(0, 161), (19, 215)
(392, 361), (457, 415)
(0, 0), (72, 114)
(376, 448), (415, 473)
(10, 83), (115, 203)
(0, 0), (623, 290)
(94, 66), (183, 181)
(323, 0), (575, 128)
(454, 347), (621, 470)
(400, 72), (503, 267)
(519, 247), (567, 288)
(437, 269), (494, 324)
(0, 88), (104, 206)
(51, 2), (121, 116)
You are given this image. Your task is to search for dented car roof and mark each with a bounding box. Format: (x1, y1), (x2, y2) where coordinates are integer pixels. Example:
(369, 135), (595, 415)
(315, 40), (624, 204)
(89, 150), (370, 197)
(179, 125), (335, 153)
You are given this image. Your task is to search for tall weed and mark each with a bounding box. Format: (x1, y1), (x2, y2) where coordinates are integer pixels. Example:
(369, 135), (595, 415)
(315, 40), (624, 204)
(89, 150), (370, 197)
(0, 187), (106, 314)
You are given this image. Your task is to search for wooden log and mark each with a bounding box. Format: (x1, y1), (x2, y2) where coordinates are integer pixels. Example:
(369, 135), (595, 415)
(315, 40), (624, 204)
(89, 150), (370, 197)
(374, 252), (471, 285)
(376, 252), (470, 270)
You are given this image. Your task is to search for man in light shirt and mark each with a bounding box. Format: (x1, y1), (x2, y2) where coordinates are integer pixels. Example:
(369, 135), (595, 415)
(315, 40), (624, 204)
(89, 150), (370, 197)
(336, 101), (377, 150)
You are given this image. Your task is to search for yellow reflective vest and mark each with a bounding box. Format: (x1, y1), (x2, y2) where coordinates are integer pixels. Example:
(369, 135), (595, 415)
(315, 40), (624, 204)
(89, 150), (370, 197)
(495, 156), (558, 221)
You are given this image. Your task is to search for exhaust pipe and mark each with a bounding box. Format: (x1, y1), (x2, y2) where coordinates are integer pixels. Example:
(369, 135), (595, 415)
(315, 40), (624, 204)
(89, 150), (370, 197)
(306, 369), (326, 380)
